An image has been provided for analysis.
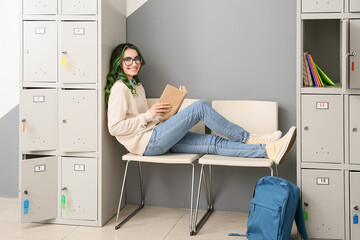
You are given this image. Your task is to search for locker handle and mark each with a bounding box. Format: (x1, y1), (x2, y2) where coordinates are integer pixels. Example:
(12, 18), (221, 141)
(61, 51), (67, 54)
(304, 202), (309, 207)
(23, 190), (28, 195)
(353, 128), (358, 133)
(62, 120), (67, 124)
(304, 126), (309, 131)
(62, 187), (67, 191)
(22, 119), (26, 132)
(349, 51), (357, 57)
(354, 205), (359, 211)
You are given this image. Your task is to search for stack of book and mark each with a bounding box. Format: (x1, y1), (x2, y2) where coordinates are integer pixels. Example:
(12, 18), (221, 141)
(303, 52), (337, 87)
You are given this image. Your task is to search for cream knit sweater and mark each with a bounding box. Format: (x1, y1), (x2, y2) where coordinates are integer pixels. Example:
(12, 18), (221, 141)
(107, 81), (161, 155)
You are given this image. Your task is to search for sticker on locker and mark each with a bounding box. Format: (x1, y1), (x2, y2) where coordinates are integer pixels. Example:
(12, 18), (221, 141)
(73, 28), (85, 35)
(74, 164), (85, 171)
(35, 27), (46, 34)
(34, 164), (46, 173)
(33, 95), (45, 103)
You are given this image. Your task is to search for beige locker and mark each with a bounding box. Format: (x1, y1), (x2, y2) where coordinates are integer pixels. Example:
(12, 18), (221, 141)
(59, 21), (97, 84)
(58, 90), (97, 152)
(350, 96), (360, 164)
(350, 20), (360, 89)
(23, 21), (57, 83)
(301, 95), (343, 163)
(20, 89), (57, 151)
(350, 172), (360, 240)
(23, 0), (57, 15)
(350, 0), (360, 12)
(61, 157), (97, 220)
(302, 169), (344, 239)
(61, 0), (97, 15)
(302, 0), (342, 13)
(21, 156), (58, 223)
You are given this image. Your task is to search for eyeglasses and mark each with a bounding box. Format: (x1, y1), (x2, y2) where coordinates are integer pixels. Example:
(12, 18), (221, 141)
(123, 56), (142, 66)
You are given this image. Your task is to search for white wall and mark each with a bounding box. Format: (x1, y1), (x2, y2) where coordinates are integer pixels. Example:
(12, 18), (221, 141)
(0, 1), (20, 118)
(127, 0), (148, 17)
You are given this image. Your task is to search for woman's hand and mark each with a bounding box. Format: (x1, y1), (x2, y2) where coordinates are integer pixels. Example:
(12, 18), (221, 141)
(150, 103), (171, 117)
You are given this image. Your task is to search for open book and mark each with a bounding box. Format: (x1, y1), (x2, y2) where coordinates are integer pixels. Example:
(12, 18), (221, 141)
(158, 84), (188, 119)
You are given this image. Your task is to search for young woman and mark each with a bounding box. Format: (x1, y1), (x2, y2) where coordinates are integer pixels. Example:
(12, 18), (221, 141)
(106, 43), (296, 165)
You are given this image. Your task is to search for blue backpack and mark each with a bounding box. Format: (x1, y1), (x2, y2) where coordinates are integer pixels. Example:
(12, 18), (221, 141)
(230, 176), (309, 240)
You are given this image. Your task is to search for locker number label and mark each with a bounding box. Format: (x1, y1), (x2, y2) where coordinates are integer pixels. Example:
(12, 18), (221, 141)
(34, 164), (46, 173)
(74, 28), (85, 35)
(33, 95), (45, 103)
(74, 164), (85, 171)
(316, 102), (329, 110)
(316, 177), (329, 185)
(35, 27), (46, 34)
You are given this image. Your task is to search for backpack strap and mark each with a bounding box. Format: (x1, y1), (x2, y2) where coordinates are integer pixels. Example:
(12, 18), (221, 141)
(295, 196), (309, 240)
(228, 233), (246, 237)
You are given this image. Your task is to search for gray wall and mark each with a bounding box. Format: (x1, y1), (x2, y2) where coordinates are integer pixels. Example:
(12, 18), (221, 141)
(0, 106), (19, 197)
(126, 0), (297, 211)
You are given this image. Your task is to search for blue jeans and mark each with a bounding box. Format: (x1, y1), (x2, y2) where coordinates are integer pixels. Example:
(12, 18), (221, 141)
(143, 100), (267, 158)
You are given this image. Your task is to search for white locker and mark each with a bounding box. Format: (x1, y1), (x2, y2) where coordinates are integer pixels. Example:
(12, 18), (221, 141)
(61, 157), (97, 220)
(20, 89), (57, 151)
(302, 169), (344, 239)
(23, 0), (57, 15)
(21, 156), (58, 223)
(301, 95), (343, 163)
(350, 172), (360, 240)
(61, 0), (97, 15)
(302, 0), (342, 13)
(59, 90), (97, 152)
(59, 21), (97, 84)
(24, 21), (57, 83)
(350, 96), (360, 164)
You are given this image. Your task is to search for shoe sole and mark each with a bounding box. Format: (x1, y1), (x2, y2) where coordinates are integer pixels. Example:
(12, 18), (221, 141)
(275, 127), (297, 165)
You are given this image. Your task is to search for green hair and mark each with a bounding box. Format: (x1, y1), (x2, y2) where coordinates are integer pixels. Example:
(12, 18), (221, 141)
(104, 43), (146, 106)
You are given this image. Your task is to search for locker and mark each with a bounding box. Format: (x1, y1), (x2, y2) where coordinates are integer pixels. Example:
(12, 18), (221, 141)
(23, 0), (57, 15)
(350, 96), (360, 164)
(350, 20), (360, 88)
(302, 169), (344, 239)
(350, 172), (360, 239)
(350, 0), (360, 12)
(61, 157), (97, 220)
(20, 89), (57, 151)
(59, 21), (97, 84)
(61, 0), (97, 15)
(59, 90), (97, 152)
(301, 95), (343, 163)
(302, 0), (342, 13)
(24, 21), (57, 83)
(20, 156), (58, 223)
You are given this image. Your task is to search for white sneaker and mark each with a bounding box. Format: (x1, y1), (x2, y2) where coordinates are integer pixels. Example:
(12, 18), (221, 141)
(265, 127), (296, 165)
(245, 130), (282, 144)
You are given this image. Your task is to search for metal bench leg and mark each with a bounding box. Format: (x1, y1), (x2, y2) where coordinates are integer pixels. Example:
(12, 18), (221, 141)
(115, 161), (145, 230)
(189, 163), (195, 234)
(191, 164), (213, 235)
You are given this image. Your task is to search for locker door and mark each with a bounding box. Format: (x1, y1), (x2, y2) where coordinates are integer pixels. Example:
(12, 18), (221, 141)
(350, 0), (360, 12)
(23, 0), (57, 15)
(350, 20), (360, 88)
(350, 172), (360, 239)
(61, 157), (97, 220)
(350, 96), (360, 164)
(24, 21), (57, 83)
(20, 89), (57, 151)
(301, 95), (343, 163)
(59, 21), (97, 84)
(61, 0), (97, 15)
(20, 156), (58, 223)
(302, 0), (342, 13)
(302, 169), (344, 239)
(59, 90), (97, 152)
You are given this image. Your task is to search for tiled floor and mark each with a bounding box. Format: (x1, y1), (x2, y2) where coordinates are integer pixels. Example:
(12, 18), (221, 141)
(0, 197), (296, 240)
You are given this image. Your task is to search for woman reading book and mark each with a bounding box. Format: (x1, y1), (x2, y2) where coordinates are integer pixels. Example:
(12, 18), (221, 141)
(105, 43), (296, 164)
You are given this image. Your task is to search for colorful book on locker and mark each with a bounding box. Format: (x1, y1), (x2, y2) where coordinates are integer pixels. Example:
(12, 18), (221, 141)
(303, 52), (313, 86)
(308, 54), (322, 87)
(306, 53), (320, 87)
(315, 64), (336, 86)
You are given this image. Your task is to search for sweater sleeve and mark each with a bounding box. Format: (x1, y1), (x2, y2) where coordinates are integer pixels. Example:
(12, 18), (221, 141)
(107, 84), (154, 136)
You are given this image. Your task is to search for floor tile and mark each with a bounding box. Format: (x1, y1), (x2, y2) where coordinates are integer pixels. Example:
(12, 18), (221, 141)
(63, 215), (179, 240)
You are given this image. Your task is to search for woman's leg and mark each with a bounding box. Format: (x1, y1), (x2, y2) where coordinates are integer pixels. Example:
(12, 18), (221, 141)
(169, 132), (267, 158)
(144, 100), (251, 156)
